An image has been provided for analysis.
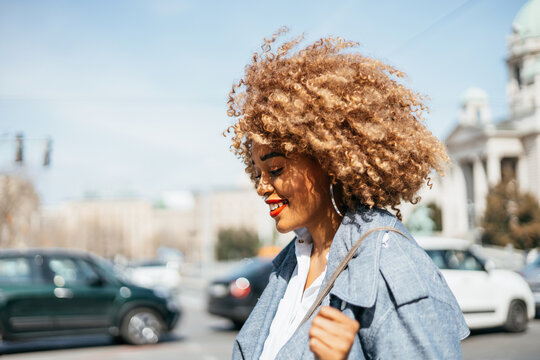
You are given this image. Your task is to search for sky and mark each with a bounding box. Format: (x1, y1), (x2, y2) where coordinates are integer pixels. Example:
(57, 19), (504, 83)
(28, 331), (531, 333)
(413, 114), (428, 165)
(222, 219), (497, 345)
(0, 0), (529, 206)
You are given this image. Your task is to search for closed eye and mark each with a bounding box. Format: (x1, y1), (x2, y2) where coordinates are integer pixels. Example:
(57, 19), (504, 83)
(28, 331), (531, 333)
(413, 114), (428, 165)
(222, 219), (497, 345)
(269, 168), (283, 176)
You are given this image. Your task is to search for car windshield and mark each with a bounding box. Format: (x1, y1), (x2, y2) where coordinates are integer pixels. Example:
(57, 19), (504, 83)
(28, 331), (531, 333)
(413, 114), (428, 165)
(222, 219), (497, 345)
(92, 256), (131, 284)
(426, 249), (484, 271)
(523, 254), (540, 271)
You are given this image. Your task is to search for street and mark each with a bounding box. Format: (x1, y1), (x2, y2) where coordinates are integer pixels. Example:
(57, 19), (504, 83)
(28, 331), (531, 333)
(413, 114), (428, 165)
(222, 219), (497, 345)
(1, 288), (539, 359)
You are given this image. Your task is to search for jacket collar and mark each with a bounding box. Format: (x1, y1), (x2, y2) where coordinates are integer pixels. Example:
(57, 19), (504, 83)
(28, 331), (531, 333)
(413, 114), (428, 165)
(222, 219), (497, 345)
(236, 238), (297, 359)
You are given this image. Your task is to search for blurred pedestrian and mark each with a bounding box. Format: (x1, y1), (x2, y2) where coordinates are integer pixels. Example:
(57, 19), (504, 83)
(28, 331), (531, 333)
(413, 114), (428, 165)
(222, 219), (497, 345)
(225, 28), (469, 360)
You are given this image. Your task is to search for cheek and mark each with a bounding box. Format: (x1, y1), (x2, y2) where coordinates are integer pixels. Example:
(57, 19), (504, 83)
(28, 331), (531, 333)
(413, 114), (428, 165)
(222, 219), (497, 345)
(283, 175), (324, 211)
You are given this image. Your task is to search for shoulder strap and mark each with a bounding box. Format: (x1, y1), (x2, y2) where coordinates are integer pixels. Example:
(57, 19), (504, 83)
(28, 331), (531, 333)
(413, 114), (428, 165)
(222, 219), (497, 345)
(296, 226), (410, 331)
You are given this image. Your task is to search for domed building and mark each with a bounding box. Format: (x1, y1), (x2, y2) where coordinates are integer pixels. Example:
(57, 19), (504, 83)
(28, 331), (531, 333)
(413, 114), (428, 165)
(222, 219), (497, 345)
(441, 0), (540, 238)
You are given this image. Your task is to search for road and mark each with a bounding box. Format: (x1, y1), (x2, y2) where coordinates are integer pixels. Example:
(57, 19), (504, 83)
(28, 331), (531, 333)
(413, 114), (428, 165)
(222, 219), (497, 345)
(1, 288), (539, 359)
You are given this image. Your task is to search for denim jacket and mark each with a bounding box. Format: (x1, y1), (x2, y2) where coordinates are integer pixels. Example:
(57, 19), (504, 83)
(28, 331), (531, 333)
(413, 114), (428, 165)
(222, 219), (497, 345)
(233, 207), (470, 359)
(232, 209), (469, 360)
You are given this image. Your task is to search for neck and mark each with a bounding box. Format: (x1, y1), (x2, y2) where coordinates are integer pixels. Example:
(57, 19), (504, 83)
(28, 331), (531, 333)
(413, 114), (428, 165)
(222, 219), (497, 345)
(306, 206), (342, 256)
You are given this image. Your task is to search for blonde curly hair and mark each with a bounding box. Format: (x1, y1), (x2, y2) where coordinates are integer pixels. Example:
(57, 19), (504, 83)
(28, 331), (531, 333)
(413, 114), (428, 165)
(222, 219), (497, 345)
(226, 28), (449, 217)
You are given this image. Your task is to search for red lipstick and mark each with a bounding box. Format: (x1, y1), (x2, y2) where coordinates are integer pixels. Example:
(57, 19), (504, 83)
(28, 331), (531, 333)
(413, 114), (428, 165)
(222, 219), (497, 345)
(265, 198), (288, 218)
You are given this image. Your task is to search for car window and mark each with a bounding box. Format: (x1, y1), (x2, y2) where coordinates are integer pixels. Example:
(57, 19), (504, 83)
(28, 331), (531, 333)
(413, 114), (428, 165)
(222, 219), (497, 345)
(47, 257), (101, 286)
(0, 257), (33, 284)
(426, 250), (446, 269)
(426, 250), (484, 271)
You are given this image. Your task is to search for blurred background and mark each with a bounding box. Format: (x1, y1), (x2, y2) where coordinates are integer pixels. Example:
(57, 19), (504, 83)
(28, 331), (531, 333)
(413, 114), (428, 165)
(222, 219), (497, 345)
(1, 0), (540, 359)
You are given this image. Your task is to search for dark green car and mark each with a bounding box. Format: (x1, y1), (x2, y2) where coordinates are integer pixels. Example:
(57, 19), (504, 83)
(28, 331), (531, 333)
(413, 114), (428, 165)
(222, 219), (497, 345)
(0, 248), (181, 345)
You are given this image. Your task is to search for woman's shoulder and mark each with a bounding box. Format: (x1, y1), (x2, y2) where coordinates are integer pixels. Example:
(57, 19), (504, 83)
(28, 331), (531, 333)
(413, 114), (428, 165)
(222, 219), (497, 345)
(376, 221), (463, 309)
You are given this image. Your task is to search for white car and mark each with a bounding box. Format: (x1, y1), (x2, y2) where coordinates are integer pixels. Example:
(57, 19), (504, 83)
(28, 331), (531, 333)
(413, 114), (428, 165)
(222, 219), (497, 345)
(416, 236), (535, 332)
(125, 259), (182, 294)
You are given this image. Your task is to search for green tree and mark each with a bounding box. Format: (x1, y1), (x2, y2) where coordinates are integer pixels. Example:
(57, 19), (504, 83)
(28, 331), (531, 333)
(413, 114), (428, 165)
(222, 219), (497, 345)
(481, 180), (540, 250)
(427, 202), (443, 232)
(216, 227), (260, 261)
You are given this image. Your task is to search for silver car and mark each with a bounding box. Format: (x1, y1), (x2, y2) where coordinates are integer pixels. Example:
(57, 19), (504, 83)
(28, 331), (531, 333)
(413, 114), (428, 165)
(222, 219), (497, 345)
(520, 253), (540, 316)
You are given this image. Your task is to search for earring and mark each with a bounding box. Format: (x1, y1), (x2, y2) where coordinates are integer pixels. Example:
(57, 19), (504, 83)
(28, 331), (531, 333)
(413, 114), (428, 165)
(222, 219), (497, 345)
(330, 183), (343, 217)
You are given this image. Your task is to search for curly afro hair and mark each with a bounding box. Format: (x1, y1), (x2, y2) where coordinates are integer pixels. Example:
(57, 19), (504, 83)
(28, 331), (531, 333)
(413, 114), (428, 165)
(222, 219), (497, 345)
(226, 28), (449, 217)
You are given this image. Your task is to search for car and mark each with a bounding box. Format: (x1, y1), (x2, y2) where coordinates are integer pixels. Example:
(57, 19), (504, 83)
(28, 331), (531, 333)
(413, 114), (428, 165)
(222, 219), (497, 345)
(124, 259), (182, 294)
(416, 236), (535, 332)
(519, 252), (540, 315)
(0, 248), (181, 344)
(207, 257), (273, 328)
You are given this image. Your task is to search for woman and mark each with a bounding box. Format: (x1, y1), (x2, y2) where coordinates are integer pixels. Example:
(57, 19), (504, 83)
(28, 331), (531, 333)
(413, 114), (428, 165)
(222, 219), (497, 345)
(226, 28), (469, 359)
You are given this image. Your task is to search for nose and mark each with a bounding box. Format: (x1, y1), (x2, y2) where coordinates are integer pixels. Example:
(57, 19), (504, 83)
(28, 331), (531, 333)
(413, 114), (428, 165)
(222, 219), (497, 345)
(256, 174), (273, 197)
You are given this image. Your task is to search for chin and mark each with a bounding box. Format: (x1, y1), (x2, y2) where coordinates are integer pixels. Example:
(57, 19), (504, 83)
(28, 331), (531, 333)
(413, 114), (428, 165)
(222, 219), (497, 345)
(274, 219), (295, 234)
(275, 223), (291, 234)
(275, 217), (305, 234)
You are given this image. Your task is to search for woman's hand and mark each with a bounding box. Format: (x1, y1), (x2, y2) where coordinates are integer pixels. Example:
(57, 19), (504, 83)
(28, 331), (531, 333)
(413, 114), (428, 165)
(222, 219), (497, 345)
(308, 306), (360, 360)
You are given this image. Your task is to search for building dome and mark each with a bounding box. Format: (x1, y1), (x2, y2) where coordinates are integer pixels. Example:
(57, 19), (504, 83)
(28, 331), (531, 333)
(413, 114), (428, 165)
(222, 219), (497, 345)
(460, 87), (488, 104)
(512, 0), (540, 39)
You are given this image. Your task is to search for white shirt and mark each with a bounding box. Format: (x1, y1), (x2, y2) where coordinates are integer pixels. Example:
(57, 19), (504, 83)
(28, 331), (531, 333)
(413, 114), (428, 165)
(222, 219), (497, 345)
(259, 228), (328, 360)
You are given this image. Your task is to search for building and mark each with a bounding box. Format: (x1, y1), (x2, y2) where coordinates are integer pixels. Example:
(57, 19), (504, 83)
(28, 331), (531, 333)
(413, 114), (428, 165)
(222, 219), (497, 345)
(441, 0), (540, 238)
(41, 199), (156, 259)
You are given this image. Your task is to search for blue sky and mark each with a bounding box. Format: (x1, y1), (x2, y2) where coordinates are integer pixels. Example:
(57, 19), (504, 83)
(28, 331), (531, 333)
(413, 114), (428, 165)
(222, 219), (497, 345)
(0, 0), (529, 205)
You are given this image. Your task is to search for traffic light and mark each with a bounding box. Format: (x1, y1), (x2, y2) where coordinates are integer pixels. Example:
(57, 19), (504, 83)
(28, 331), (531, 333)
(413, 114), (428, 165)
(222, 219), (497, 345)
(15, 133), (24, 164)
(43, 138), (52, 167)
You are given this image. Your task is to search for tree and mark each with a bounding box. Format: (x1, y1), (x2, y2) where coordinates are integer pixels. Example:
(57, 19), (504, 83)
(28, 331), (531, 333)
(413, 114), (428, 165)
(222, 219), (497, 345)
(216, 227), (259, 261)
(0, 174), (40, 247)
(427, 202), (443, 232)
(481, 180), (540, 250)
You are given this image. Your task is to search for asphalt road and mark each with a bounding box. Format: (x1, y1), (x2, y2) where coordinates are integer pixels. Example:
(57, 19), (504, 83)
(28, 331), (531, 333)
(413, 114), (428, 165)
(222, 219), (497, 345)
(1, 290), (539, 360)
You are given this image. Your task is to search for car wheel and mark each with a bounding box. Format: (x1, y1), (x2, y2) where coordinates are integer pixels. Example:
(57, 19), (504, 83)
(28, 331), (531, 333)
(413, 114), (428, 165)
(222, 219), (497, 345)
(504, 300), (528, 333)
(120, 307), (165, 345)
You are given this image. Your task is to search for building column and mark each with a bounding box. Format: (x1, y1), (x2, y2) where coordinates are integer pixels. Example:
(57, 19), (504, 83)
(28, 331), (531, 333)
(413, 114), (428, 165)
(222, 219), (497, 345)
(442, 162), (468, 238)
(487, 154), (501, 186)
(473, 157), (488, 223)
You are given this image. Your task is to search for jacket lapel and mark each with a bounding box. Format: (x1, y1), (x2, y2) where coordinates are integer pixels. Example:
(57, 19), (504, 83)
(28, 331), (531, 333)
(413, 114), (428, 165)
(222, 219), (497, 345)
(235, 239), (298, 359)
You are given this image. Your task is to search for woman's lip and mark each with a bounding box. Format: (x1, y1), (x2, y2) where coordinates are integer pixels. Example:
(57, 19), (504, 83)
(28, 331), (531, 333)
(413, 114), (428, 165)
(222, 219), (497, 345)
(265, 198), (287, 204)
(270, 203), (287, 217)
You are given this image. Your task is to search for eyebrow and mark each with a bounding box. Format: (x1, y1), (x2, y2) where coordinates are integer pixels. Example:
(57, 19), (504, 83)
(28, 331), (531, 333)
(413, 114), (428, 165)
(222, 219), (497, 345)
(260, 152), (286, 162)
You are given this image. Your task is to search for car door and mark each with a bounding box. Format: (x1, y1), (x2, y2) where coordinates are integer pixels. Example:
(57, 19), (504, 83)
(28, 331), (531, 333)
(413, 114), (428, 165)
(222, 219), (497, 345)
(440, 249), (497, 315)
(42, 255), (119, 331)
(0, 254), (56, 336)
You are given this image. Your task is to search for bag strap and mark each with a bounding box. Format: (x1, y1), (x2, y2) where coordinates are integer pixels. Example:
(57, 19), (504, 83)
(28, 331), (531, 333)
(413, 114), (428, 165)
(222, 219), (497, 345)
(296, 226), (410, 331)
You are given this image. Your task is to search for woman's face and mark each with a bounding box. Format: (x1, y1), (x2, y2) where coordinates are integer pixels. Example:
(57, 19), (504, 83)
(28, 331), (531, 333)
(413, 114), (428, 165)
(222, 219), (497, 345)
(251, 143), (333, 233)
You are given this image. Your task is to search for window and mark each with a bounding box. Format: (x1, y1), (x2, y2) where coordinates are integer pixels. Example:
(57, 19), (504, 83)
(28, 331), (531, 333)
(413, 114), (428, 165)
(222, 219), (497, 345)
(47, 257), (101, 286)
(501, 157), (518, 183)
(426, 250), (484, 271)
(0, 257), (33, 284)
